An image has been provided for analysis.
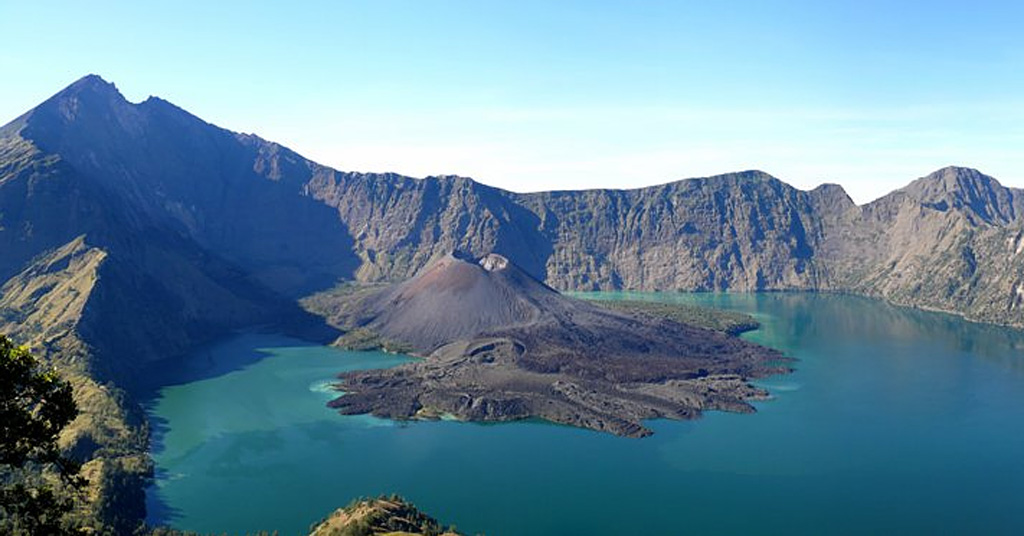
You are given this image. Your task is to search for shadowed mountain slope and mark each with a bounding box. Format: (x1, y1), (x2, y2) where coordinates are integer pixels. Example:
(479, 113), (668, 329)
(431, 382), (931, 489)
(817, 166), (1024, 326)
(345, 252), (573, 352)
(0, 76), (340, 531)
(12, 75), (359, 296)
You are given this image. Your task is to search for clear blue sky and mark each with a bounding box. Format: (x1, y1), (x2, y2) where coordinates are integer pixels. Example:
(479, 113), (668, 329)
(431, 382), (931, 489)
(2, 1), (1023, 202)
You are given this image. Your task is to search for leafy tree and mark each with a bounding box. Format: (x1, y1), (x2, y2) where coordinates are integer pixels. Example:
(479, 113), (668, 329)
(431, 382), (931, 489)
(0, 335), (85, 534)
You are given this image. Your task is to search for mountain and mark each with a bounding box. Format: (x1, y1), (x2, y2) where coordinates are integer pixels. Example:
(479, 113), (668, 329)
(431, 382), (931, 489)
(2, 74), (1024, 527)
(326, 163), (1024, 327)
(0, 76), (342, 530)
(328, 252), (577, 353)
(8, 77), (1023, 331)
(321, 168), (835, 290)
(305, 150), (1024, 331)
(6, 75), (357, 295)
(324, 253), (784, 437)
(817, 166), (1024, 326)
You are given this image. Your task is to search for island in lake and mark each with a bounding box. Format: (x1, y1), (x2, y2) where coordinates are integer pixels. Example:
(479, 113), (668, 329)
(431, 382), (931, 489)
(304, 252), (789, 437)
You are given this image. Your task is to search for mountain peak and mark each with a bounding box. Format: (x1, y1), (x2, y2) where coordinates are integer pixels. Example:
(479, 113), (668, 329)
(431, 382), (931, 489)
(9, 74), (149, 161)
(909, 166), (999, 194)
(66, 73), (117, 91)
(5, 74), (131, 138)
(901, 166), (1018, 224)
(46, 74), (127, 109)
(925, 165), (990, 183)
(809, 182), (856, 211)
(361, 251), (557, 352)
(0, 75), (121, 137)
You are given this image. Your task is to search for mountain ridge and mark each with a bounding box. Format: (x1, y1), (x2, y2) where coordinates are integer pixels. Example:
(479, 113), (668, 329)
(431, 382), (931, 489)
(13, 76), (1014, 201)
(5, 74), (1022, 333)
(6, 75), (1023, 330)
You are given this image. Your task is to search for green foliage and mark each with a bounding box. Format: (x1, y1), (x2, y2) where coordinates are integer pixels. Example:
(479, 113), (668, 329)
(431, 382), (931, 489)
(0, 335), (86, 535)
(148, 529), (278, 536)
(333, 328), (415, 355)
(334, 328), (386, 351)
(588, 298), (760, 335)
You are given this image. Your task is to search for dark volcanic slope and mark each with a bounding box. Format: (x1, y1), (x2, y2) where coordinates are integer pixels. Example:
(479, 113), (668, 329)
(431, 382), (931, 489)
(0, 76), (340, 529)
(327, 254), (786, 437)
(361, 253), (558, 352)
(337, 252), (579, 353)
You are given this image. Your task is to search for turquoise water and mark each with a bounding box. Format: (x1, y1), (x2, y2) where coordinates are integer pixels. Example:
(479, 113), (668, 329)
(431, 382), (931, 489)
(146, 293), (1024, 535)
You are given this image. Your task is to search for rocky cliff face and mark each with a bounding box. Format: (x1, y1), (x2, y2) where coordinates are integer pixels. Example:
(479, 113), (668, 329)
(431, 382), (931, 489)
(822, 166), (1024, 326)
(517, 172), (838, 291)
(312, 162), (1023, 327)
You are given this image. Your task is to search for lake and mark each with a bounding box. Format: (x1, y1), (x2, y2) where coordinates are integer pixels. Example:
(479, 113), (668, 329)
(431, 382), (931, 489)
(145, 292), (1024, 535)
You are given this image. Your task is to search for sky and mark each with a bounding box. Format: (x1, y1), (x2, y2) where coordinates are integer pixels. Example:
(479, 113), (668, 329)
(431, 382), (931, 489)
(2, 1), (1023, 203)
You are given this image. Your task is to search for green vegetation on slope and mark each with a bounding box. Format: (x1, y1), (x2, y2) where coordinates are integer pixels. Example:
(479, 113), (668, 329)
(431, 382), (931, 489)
(300, 283), (386, 324)
(0, 231), (155, 534)
(309, 495), (462, 536)
(300, 283), (413, 354)
(584, 298), (760, 335)
(1, 335), (85, 535)
(331, 328), (415, 354)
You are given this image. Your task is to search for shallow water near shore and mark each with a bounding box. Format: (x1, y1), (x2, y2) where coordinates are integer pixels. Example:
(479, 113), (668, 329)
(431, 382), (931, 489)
(146, 292), (1024, 535)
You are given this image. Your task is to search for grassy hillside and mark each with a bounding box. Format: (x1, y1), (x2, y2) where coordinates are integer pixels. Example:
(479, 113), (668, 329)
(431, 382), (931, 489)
(583, 298), (760, 335)
(310, 496), (462, 536)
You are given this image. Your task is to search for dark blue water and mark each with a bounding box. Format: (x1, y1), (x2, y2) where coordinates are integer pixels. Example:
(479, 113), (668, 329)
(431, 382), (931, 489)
(146, 293), (1024, 535)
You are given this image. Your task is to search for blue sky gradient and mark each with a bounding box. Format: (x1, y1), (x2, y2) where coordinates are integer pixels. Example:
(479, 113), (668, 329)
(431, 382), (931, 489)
(2, 1), (1022, 202)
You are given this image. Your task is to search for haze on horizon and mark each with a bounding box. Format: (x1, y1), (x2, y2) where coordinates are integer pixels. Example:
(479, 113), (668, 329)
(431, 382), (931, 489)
(2, 0), (1022, 204)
